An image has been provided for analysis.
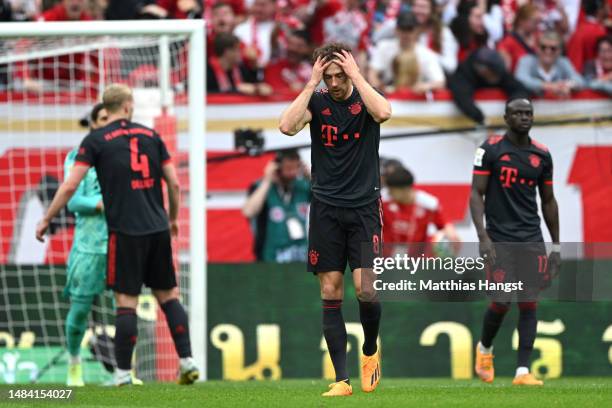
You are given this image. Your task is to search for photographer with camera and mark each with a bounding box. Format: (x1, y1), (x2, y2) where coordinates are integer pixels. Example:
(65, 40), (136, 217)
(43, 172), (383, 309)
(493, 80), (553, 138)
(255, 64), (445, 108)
(242, 149), (311, 263)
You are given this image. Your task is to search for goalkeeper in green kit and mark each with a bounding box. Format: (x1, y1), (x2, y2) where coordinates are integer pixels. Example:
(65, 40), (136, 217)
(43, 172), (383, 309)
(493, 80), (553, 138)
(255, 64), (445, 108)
(63, 103), (109, 386)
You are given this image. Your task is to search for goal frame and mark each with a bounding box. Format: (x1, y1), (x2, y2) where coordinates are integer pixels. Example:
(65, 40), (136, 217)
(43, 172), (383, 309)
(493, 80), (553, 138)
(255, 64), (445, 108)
(0, 20), (208, 381)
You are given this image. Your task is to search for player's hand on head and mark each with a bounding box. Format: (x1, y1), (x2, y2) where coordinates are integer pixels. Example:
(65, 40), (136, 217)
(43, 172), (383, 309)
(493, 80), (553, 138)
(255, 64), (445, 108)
(309, 56), (331, 87)
(35, 219), (49, 243)
(332, 50), (360, 79)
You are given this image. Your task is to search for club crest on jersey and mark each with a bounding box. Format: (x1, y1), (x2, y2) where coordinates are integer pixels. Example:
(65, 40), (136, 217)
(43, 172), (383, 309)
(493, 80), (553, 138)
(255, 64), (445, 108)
(309, 250), (319, 265)
(529, 154), (541, 168)
(321, 108), (332, 116)
(349, 102), (362, 115)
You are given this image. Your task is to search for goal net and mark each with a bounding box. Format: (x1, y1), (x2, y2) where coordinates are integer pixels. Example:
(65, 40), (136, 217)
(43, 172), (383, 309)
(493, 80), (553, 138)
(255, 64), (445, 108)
(0, 21), (206, 384)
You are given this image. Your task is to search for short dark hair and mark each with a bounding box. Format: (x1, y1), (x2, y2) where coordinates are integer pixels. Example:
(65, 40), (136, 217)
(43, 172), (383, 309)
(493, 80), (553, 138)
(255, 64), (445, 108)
(312, 42), (352, 63)
(381, 157), (403, 176)
(385, 167), (414, 188)
(90, 102), (105, 123)
(276, 148), (300, 163)
(213, 33), (240, 57)
(582, 0), (604, 16)
(595, 34), (612, 55)
(291, 29), (311, 44)
(505, 97), (532, 112)
(396, 11), (418, 31)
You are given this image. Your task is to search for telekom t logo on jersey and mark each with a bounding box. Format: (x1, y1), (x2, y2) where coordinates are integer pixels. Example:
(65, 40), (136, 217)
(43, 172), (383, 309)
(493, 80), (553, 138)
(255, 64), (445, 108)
(500, 166), (518, 188)
(321, 125), (360, 147)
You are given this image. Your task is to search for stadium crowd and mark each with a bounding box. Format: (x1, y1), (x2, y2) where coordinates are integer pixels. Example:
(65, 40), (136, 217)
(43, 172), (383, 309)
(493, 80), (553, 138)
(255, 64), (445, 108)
(0, 0), (610, 120)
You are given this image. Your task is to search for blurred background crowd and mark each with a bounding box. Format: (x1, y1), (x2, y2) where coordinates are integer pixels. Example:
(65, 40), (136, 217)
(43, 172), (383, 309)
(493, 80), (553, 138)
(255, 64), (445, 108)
(0, 0), (610, 121)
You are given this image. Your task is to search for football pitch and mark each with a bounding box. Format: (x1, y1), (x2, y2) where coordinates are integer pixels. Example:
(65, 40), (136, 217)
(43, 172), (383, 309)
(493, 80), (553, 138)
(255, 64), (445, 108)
(1, 378), (611, 407)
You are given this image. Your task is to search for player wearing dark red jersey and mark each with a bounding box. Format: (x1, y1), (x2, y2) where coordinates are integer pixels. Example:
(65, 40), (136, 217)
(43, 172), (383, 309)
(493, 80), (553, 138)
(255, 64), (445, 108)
(470, 98), (560, 386)
(36, 84), (199, 386)
(279, 43), (391, 397)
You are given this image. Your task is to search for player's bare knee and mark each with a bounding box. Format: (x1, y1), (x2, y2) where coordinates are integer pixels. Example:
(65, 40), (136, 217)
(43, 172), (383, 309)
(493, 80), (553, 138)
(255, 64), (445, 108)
(355, 286), (377, 302)
(153, 287), (179, 304)
(115, 292), (138, 309)
(320, 284), (342, 299)
(320, 281), (342, 299)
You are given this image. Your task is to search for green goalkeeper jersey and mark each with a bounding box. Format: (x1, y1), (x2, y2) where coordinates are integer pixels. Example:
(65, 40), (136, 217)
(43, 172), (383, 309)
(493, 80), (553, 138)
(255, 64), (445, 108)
(64, 148), (107, 254)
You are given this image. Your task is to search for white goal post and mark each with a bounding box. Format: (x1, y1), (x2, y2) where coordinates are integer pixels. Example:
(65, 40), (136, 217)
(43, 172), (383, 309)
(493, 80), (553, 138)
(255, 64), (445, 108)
(0, 20), (207, 381)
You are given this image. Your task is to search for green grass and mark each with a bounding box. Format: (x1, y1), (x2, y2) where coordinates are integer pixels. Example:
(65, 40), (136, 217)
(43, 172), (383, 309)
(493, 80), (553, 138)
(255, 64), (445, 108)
(1, 378), (611, 408)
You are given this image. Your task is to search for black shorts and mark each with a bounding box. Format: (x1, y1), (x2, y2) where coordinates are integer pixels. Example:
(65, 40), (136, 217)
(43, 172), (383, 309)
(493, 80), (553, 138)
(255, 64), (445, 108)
(486, 242), (549, 302)
(307, 197), (383, 274)
(107, 230), (176, 295)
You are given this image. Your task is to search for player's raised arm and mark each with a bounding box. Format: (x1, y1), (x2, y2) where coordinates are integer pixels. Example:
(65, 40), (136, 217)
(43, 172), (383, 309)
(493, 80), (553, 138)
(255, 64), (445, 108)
(332, 50), (391, 123)
(36, 164), (90, 242)
(278, 57), (330, 136)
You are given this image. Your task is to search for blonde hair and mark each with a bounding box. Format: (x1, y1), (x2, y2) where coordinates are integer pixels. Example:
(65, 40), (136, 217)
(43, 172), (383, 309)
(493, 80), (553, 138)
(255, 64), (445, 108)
(393, 50), (420, 89)
(102, 84), (133, 114)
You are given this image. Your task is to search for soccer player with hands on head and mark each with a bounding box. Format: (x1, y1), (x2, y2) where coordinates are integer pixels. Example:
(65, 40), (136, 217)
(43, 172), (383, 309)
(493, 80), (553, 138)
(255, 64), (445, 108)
(280, 43), (391, 397)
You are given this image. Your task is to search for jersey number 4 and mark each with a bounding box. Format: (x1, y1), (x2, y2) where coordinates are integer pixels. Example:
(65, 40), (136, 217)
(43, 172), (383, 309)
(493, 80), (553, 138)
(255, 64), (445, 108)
(130, 138), (150, 178)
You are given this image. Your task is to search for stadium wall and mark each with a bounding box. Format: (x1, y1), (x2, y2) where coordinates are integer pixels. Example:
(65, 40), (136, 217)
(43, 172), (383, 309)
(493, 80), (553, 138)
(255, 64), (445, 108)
(1, 263), (612, 382)
(1, 95), (611, 264)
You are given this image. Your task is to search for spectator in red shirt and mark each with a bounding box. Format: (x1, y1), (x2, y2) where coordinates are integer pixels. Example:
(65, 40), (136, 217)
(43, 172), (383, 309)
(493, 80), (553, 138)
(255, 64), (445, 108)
(38, 0), (92, 21)
(207, 32), (272, 95)
(307, 0), (343, 47)
(207, 2), (237, 57)
(451, 1), (490, 62)
(234, 0), (278, 67)
(412, 0), (459, 73)
(567, 0), (608, 73)
(264, 29), (313, 92)
(497, 3), (540, 73)
(382, 166), (460, 257)
(14, 0), (94, 92)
